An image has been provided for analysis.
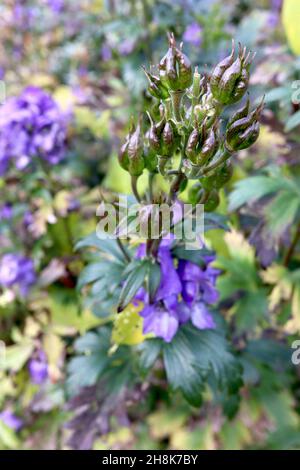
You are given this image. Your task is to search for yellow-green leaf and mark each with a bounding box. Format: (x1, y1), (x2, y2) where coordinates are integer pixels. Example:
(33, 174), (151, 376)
(282, 0), (300, 55)
(112, 303), (147, 346)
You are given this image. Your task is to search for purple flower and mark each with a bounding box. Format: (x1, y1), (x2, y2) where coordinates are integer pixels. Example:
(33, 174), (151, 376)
(0, 87), (67, 175)
(0, 253), (36, 296)
(190, 302), (216, 329)
(47, 0), (64, 12)
(28, 351), (48, 385)
(135, 240), (218, 342)
(23, 210), (34, 228)
(266, 12), (279, 28)
(118, 39), (135, 56)
(0, 203), (13, 221)
(183, 23), (203, 47)
(0, 410), (23, 432)
(12, 3), (35, 31)
(101, 44), (112, 62)
(272, 0), (282, 9)
(266, 0), (282, 28)
(178, 259), (220, 305)
(141, 305), (179, 343)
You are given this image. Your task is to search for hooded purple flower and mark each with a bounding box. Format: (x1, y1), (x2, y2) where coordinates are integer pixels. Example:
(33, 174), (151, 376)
(0, 410), (23, 431)
(28, 350), (48, 385)
(0, 253), (36, 296)
(135, 239), (218, 342)
(183, 23), (203, 47)
(178, 258), (220, 305)
(0, 87), (67, 175)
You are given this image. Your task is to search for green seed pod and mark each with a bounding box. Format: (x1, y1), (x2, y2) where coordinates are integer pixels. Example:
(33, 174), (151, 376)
(160, 40), (177, 89)
(146, 111), (168, 157)
(210, 42), (255, 106)
(161, 120), (179, 156)
(217, 56), (242, 104)
(118, 140), (129, 171)
(142, 66), (169, 100)
(185, 128), (200, 163)
(214, 161), (233, 189)
(227, 98), (250, 127)
(159, 34), (192, 91)
(196, 124), (219, 166)
(204, 189), (220, 212)
(146, 112), (162, 152)
(230, 67), (249, 104)
(226, 98), (263, 152)
(127, 122), (145, 176)
(175, 46), (192, 90)
(236, 121), (260, 150)
(210, 40), (235, 97)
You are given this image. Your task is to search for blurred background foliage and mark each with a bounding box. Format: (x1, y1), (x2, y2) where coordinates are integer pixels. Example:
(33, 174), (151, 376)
(0, 0), (300, 450)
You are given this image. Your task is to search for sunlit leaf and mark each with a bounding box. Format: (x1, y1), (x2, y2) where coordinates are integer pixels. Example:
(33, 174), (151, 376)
(112, 302), (147, 346)
(282, 0), (300, 55)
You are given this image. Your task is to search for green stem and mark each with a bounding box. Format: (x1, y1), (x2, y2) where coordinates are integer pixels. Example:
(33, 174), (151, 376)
(62, 216), (74, 251)
(199, 189), (211, 204)
(116, 237), (131, 263)
(283, 219), (300, 267)
(170, 90), (184, 122)
(148, 172), (155, 202)
(131, 175), (142, 203)
(199, 149), (232, 176)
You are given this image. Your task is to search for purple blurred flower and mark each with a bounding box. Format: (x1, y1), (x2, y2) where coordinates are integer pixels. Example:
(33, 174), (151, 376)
(101, 44), (112, 62)
(183, 22), (203, 47)
(0, 203), (13, 221)
(23, 210), (34, 228)
(272, 0), (282, 9)
(266, 11), (279, 28)
(0, 87), (67, 175)
(135, 240), (218, 342)
(28, 351), (48, 385)
(0, 410), (23, 431)
(267, 0), (282, 28)
(13, 3), (35, 30)
(118, 39), (135, 56)
(47, 0), (64, 12)
(0, 253), (36, 296)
